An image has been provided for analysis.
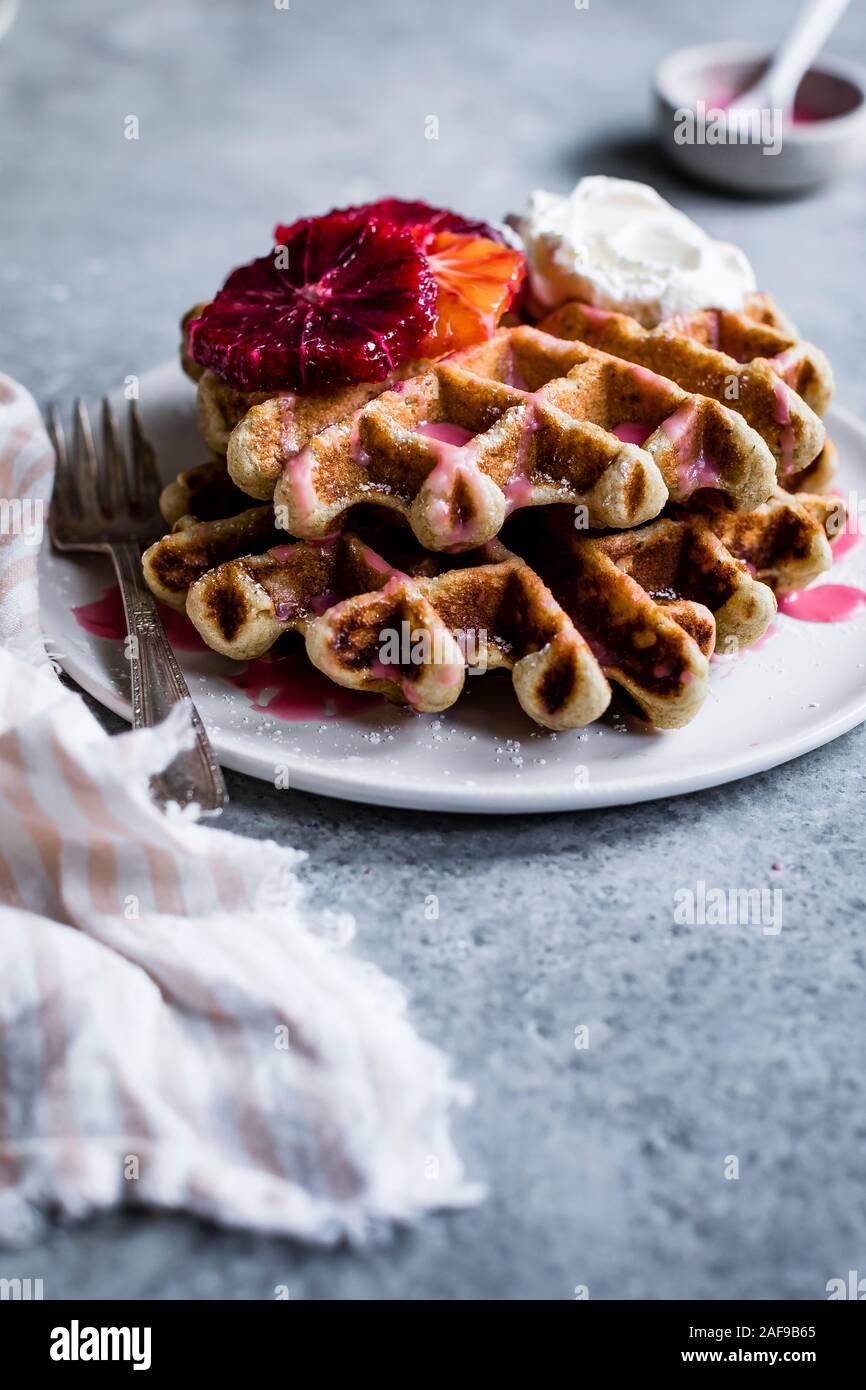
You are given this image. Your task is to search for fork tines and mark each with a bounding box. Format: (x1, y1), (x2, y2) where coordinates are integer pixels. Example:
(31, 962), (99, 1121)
(48, 398), (161, 540)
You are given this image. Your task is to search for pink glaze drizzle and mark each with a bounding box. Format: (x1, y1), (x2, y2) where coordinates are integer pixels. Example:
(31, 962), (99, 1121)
(504, 473), (536, 513)
(577, 304), (615, 325)
(660, 400), (721, 496)
(421, 432), (494, 546)
(348, 408), (372, 468)
(504, 348), (530, 392)
(772, 378), (796, 474)
(286, 445), (319, 531)
(417, 421), (476, 447)
(309, 590), (339, 616)
(504, 391), (550, 516)
(514, 397), (541, 476)
(358, 544), (409, 581)
(769, 346), (802, 387)
(628, 361), (674, 392)
(612, 421), (653, 447)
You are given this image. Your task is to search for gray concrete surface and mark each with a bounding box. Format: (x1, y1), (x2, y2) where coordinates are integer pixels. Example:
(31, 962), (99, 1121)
(1, 0), (865, 1300)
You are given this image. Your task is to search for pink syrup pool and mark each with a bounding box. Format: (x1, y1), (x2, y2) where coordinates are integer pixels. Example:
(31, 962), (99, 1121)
(73, 584), (207, 652)
(778, 585), (866, 624)
(832, 528), (863, 563)
(228, 650), (377, 720)
(72, 584), (375, 720)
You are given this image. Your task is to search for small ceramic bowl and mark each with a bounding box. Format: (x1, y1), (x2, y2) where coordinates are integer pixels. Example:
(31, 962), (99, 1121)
(654, 40), (866, 194)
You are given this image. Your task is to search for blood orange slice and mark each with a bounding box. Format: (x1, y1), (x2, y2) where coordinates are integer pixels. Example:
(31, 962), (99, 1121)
(416, 231), (526, 357)
(187, 215), (437, 393)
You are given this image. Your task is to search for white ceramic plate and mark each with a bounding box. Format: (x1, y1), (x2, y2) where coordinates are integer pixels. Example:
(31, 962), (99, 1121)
(39, 360), (866, 813)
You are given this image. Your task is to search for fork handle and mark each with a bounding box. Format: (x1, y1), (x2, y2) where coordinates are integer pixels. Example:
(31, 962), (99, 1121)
(108, 541), (227, 813)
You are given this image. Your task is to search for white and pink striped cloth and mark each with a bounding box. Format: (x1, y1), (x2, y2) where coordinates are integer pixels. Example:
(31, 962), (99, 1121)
(0, 374), (481, 1247)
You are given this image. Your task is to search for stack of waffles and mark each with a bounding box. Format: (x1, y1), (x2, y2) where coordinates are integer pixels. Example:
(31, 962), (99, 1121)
(145, 292), (843, 732)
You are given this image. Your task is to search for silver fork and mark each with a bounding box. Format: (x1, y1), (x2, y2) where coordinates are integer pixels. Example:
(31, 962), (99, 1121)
(47, 399), (227, 814)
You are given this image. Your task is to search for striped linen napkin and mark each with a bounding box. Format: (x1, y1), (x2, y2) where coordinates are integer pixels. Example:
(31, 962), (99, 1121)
(0, 373), (481, 1248)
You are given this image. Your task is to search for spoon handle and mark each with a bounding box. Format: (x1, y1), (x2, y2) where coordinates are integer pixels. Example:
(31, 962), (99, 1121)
(764, 0), (850, 111)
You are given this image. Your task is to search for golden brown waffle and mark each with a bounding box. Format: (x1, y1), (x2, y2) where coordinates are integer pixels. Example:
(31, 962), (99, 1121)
(691, 489), (837, 593)
(166, 283), (840, 733)
(537, 300), (829, 477)
(183, 292), (833, 498)
(184, 525), (709, 728)
(181, 306), (428, 465)
(180, 304), (208, 383)
(144, 465), (839, 730)
(160, 458), (253, 526)
(185, 529), (611, 730)
(265, 325), (777, 550)
(182, 507), (774, 730)
(508, 487), (839, 726)
(224, 375), (419, 499)
(142, 505), (280, 611)
(173, 504), (828, 732)
(671, 293), (831, 416)
(784, 438), (839, 494)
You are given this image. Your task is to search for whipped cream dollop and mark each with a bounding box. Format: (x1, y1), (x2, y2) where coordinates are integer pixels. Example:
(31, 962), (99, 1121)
(512, 176), (756, 325)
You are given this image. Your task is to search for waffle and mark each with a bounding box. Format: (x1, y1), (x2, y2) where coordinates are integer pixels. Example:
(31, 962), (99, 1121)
(673, 292), (832, 416)
(263, 325), (779, 550)
(160, 458), (253, 526)
(146, 481), (840, 730)
(142, 505), (280, 611)
(184, 506), (770, 730)
(224, 375), (421, 498)
(184, 292), (830, 510)
(180, 304), (208, 383)
(165, 279), (840, 734)
(690, 489), (837, 594)
(784, 438), (839, 494)
(183, 520), (713, 728)
(506, 487), (839, 725)
(538, 299), (829, 479)
(181, 306), (426, 469)
(734, 294), (838, 487)
(185, 527), (611, 730)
